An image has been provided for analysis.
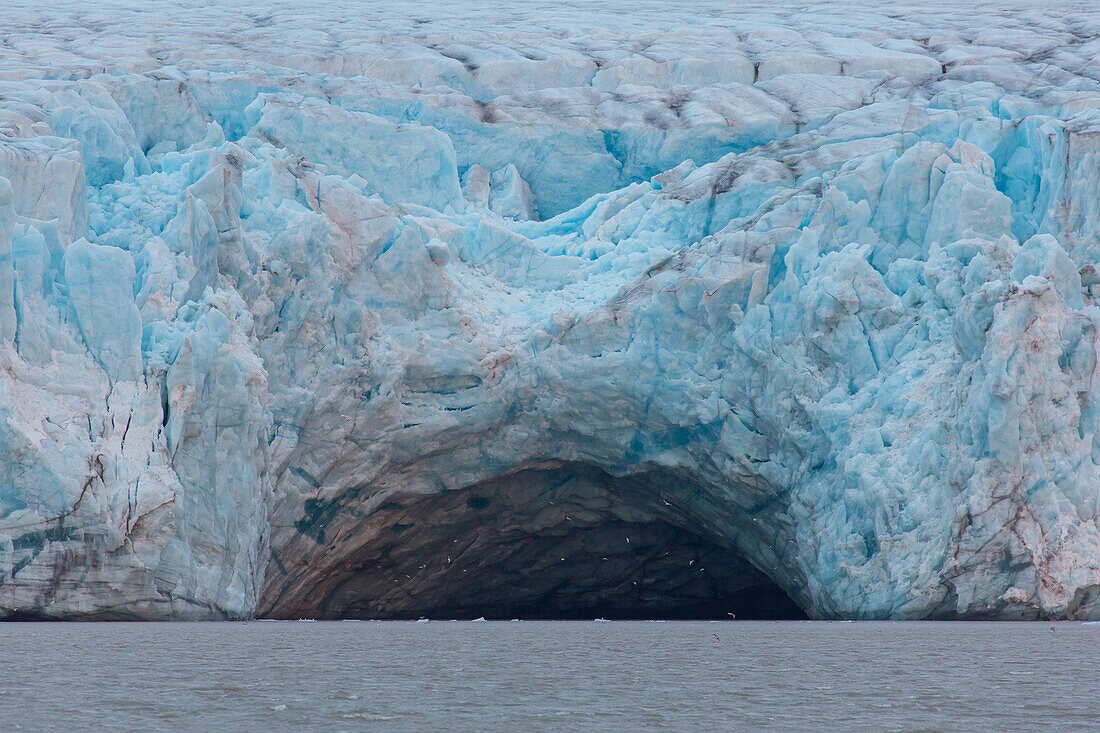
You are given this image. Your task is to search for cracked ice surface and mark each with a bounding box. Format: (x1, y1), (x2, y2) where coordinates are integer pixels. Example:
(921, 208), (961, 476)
(2, 0), (1100, 619)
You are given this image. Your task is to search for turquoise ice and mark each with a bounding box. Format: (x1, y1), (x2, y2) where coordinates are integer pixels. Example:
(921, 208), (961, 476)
(1, 0), (1099, 619)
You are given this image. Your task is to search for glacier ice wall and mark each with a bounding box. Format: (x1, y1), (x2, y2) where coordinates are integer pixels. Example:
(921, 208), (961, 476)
(3, 0), (1100, 619)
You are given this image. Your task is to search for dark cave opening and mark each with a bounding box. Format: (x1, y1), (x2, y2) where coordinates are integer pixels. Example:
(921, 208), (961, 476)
(269, 465), (806, 621)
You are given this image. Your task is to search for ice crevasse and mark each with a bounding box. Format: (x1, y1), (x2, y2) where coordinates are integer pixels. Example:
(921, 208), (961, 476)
(2, 0), (1100, 619)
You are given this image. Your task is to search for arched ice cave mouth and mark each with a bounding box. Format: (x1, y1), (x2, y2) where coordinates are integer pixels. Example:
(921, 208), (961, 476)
(264, 464), (807, 621)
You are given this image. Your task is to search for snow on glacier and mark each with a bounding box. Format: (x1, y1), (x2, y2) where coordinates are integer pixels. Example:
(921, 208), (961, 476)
(1, 0), (1100, 619)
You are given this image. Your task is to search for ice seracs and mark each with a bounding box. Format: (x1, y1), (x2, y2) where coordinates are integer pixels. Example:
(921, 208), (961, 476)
(2, 0), (1100, 620)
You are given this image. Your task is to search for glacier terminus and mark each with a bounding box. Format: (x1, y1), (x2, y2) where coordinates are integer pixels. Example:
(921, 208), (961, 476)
(2, 0), (1100, 620)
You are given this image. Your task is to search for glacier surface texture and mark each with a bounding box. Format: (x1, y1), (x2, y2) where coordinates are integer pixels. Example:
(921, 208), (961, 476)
(2, 0), (1100, 620)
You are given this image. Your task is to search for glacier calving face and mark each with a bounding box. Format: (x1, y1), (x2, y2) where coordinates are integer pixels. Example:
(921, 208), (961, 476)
(2, 0), (1100, 619)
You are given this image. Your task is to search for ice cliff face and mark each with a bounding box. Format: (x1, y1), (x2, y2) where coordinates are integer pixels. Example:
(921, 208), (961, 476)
(2, 0), (1100, 619)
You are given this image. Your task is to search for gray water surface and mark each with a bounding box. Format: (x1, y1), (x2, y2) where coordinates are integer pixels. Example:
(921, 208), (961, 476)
(1, 621), (1096, 731)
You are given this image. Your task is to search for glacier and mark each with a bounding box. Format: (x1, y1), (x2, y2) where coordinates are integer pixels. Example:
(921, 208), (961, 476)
(2, 0), (1100, 619)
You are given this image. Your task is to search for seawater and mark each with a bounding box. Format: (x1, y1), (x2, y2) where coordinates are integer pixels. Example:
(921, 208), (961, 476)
(1, 621), (1097, 731)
